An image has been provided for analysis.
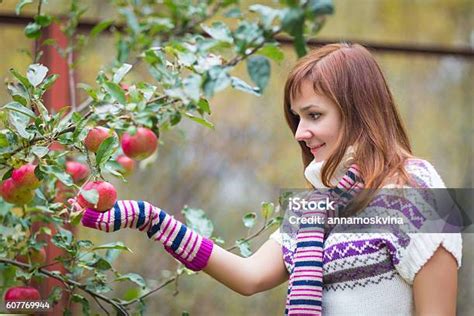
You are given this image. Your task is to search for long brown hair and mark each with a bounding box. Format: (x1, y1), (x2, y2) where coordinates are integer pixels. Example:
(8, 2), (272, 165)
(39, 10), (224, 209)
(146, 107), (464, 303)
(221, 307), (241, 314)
(284, 43), (414, 212)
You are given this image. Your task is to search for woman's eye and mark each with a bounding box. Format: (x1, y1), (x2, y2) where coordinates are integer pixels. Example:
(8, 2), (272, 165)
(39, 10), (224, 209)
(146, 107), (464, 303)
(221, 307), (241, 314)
(309, 113), (321, 120)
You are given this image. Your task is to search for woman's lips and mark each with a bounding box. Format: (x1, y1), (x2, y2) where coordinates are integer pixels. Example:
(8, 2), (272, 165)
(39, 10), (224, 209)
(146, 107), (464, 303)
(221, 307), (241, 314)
(310, 143), (325, 155)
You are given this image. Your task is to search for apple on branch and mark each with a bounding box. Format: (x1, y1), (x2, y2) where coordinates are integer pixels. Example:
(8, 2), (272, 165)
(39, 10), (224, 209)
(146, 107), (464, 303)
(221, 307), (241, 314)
(11, 164), (41, 190)
(4, 286), (41, 301)
(121, 127), (158, 161)
(77, 181), (117, 212)
(66, 161), (90, 184)
(84, 127), (116, 153)
(116, 155), (136, 177)
(0, 178), (35, 205)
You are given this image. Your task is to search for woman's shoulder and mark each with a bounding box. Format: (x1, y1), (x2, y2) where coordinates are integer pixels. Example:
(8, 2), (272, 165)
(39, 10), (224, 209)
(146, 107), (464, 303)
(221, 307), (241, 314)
(402, 157), (446, 188)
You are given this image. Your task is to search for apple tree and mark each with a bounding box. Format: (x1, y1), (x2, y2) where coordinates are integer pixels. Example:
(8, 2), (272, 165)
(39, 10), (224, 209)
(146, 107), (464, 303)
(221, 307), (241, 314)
(0, 0), (333, 314)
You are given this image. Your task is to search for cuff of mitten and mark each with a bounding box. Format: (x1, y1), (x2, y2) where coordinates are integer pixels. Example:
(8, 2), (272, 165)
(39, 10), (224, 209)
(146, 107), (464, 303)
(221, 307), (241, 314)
(164, 237), (214, 271)
(81, 209), (101, 229)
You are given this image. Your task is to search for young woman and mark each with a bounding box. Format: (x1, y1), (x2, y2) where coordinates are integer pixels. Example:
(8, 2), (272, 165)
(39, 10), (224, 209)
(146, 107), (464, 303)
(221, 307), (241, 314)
(77, 43), (462, 315)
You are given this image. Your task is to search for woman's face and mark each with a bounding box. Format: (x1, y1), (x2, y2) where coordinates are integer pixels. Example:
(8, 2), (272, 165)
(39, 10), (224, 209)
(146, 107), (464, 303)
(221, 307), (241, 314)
(290, 80), (342, 162)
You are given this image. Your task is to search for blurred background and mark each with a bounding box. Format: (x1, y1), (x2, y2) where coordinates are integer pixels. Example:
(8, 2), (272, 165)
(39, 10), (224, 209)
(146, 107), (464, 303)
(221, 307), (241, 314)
(1, 0), (473, 315)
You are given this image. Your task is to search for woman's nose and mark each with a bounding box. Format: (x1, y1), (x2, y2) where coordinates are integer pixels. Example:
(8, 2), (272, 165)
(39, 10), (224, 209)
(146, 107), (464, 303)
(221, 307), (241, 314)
(294, 122), (312, 142)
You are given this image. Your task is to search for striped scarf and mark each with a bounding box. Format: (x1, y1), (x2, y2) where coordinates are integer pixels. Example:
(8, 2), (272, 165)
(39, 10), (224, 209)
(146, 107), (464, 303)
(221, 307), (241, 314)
(284, 164), (364, 315)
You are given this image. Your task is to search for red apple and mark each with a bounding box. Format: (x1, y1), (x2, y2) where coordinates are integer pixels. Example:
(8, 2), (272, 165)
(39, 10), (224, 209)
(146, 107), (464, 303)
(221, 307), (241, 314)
(66, 161), (90, 184)
(116, 155), (136, 177)
(84, 127), (115, 153)
(0, 179), (35, 205)
(11, 164), (41, 190)
(4, 286), (41, 301)
(16, 248), (47, 265)
(121, 127), (158, 160)
(77, 181), (117, 211)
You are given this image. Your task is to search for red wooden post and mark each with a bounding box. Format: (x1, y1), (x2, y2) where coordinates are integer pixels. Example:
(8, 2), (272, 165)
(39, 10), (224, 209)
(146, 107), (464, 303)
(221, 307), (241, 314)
(32, 22), (76, 315)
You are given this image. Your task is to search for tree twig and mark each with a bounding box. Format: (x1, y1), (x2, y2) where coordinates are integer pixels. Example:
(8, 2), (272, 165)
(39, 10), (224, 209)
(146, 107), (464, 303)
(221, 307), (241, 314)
(33, 0), (44, 63)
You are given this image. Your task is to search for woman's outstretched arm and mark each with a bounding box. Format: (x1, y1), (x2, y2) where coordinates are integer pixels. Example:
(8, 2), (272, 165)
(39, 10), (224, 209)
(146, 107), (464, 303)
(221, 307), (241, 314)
(203, 239), (289, 296)
(78, 199), (289, 296)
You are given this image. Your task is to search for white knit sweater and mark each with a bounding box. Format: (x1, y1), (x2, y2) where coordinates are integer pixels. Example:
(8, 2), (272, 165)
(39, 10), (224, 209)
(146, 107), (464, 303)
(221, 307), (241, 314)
(270, 158), (462, 315)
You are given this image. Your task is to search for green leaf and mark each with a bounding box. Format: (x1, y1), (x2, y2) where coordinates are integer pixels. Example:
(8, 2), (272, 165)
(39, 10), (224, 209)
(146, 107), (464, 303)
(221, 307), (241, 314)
(7, 82), (29, 106)
(45, 165), (74, 186)
(70, 210), (83, 226)
(112, 63), (132, 84)
(184, 112), (214, 129)
(39, 226), (52, 235)
(39, 74), (59, 91)
(282, 8), (307, 57)
(224, 7), (241, 18)
(96, 136), (119, 168)
(48, 286), (63, 305)
(58, 227), (73, 243)
(71, 294), (90, 316)
(31, 146), (49, 158)
(27, 64), (49, 87)
(119, 7), (140, 34)
(24, 22), (41, 39)
(249, 4), (282, 29)
(54, 109), (73, 134)
(16, 0), (33, 15)
(182, 74), (202, 102)
(261, 202), (275, 219)
(230, 77), (260, 96)
(80, 188), (99, 205)
(256, 43), (285, 62)
(105, 248), (121, 264)
(104, 161), (126, 181)
(3, 101), (36, 119)
(10, 68), (32, 89)
(268, 216), (283, 228)
(233, 21), (263, 54)
(9, 111), (33, 139)
(197, 98), (211, 115)
(35, 15), (52, 27)
(103, 82), (126, 104)
(115, 273), (147, 289)
(182, 206), (214, 238)
(90, 19), (114, 37)
(243, 212), (257, 228)
(307, 0), (334, 15)
(236, 239), (252, 257)
(78, 83), (98, 101)
(92, 257), (112, 271)
(201, 22), (233, 44)
(93, 241), (132, 252)
(247, 56), (271, 93)
(117, 38), (130, 63)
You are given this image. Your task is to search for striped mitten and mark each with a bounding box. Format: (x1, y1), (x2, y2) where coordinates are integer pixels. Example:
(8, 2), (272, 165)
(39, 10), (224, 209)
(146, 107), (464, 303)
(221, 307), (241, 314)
(81, 200), (214, 271)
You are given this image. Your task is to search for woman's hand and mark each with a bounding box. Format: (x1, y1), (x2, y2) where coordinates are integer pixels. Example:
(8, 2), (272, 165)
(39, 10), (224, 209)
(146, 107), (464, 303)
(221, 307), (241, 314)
(69, 198), (157, 233)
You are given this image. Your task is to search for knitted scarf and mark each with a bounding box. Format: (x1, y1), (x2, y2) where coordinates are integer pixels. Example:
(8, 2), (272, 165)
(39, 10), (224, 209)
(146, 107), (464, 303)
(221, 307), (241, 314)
(284, 155), (364, 315)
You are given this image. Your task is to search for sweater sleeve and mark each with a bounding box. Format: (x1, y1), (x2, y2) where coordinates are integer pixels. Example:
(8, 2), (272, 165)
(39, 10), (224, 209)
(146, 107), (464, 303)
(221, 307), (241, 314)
(394, 159), (463, 284)
(394, 233), (462, 285)
(269, 227), (283, 245)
